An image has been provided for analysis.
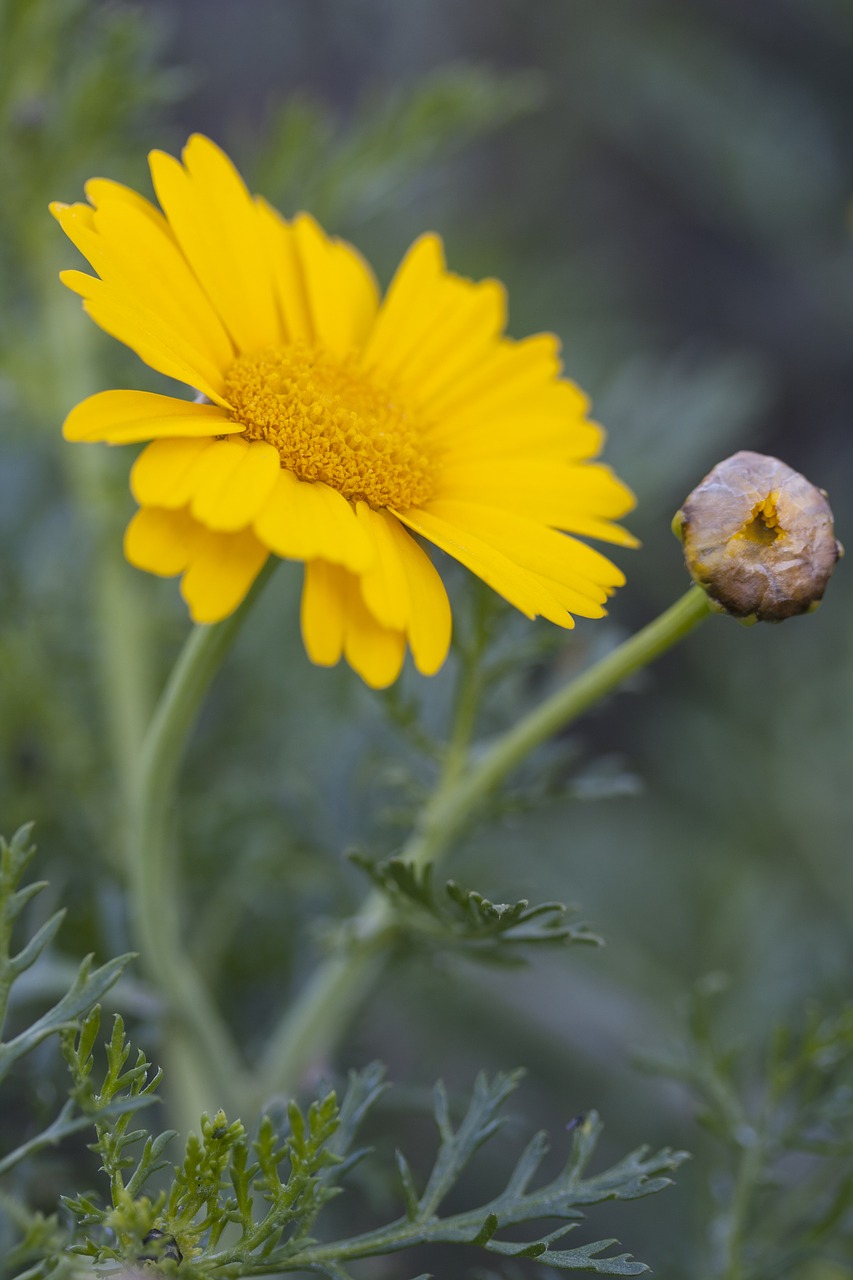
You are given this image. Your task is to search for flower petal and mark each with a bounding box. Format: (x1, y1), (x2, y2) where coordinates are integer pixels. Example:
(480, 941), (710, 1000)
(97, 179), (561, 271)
(292, 212), (379, 357)
(381, 512), (452, 676)
(354, 505), (452, 676)
(180, 525), (269, 623)
(395, 506), (573, 626)
(63, 390), (238, 444)
(256, 198), (314, 344)
(417, 499), (624, 608)
(360, 233), (445, 376)
(393, 278), (506, 403)
(422, 332), (563, 417)
(300, 559), (346, 667)
(124, 506), (198, 576)
(354, 503), (410, 630)
(59, 270), (230, 405)
(198, 441), (281, 532)
(254, 472), (373, 571)
(301, 559), (407, 687)
(149, 134), (280, 352)
(88, 194), (235, 373)
(436, 460), (638, 543)
(342, 573), (407, 688)
(131, 437), (216, 506)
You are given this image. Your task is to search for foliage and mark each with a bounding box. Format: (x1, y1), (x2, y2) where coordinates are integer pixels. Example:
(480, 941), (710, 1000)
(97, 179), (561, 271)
(350, 854), (600, 966)
(61, 1053), (684, 1278)
(0, 828), (684, 1277)
(252, 62), (547, 228)
(643, 977), (853, 1278)
(0, 826), (135, 1178)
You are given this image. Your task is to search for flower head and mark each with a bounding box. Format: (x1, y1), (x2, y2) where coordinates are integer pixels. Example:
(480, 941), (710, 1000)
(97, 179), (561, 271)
(673, 450), (840, 621)
(53, 135), (635, 686)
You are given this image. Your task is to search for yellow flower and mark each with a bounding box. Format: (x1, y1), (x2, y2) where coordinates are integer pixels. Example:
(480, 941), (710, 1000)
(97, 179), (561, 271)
(53, 135), (636, 688)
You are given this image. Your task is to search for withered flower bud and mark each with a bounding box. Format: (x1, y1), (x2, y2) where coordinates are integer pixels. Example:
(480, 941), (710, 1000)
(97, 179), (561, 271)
(673, 451), (841, 622)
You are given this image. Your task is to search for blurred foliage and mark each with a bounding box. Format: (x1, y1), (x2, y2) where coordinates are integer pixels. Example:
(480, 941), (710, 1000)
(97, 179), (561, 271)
(1, 0), (852, 1277)
(641, 978), (853, 1278)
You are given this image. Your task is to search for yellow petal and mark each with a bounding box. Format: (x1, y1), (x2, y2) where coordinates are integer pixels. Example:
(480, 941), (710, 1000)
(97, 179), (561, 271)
(131, 437), (215, 506)
(200, 441), (281, 532)
(394, 278), (506, 403)
(300, 559), (347, 667)
(381, 513), (452, 675)
(292, 212), (379, 358)
(63, 390), (238, 444)
(430, 410), (603, 464)
(149, 135), (280, 353)
(124, 506), (198, 576)
(60, 271), (230, 404)
(89, 196), (235, 373)
(85, 177), (170, 230)
(188, 438), (250, 524)
(254, 471), (373, 571)
(436, 460), (637, 533)
(342, 573), (407, 689)
(395, 506), (572, 626)
(360, 233), (445, 376)
(423, 332), (564, 419)
(354, 503), (411, 630)
(180, 525), (269, 623)
(422, 499), (624, 605)
(255, 198), (314, 344)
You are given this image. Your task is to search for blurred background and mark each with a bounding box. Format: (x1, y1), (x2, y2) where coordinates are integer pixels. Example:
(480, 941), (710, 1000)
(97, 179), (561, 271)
(1, 1), (852, 1275)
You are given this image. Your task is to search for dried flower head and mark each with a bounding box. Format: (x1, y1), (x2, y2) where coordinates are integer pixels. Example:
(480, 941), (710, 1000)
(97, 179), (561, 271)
(673, 450), (841, 622)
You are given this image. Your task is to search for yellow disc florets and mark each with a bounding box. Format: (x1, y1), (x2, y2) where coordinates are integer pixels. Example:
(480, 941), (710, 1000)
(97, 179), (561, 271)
(224, 344), (436, 509)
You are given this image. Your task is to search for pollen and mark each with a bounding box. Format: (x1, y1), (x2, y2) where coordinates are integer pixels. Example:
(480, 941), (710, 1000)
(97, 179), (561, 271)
(224, 344), (436, 509)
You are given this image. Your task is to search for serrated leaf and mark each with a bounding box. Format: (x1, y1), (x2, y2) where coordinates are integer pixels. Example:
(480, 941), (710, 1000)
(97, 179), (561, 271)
(352, 857), (599, 966)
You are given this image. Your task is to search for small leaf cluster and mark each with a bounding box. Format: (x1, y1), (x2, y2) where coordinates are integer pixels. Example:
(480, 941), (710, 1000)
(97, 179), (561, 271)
(62, 1008), (171, 1264)
(350, 854), (599, 965)
(64, 1053), (377, 1276)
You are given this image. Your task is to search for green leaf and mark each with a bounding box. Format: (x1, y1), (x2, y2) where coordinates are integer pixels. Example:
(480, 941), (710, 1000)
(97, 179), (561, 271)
(351, 855), (600, 966)
(0, 952), (133, 1083)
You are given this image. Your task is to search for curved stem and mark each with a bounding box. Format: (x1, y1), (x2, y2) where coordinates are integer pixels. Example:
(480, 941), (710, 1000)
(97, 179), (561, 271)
(254, 585), (713, 1105)
(254, 599), (491, 1107)
(126, 563), (276, 1127)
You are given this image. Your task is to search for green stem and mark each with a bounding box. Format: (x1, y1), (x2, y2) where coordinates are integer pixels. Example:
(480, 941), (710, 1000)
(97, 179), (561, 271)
(255, 585), (713, 1105)
(126, 563), (275, 1126)
(254, 609), (490, 1108)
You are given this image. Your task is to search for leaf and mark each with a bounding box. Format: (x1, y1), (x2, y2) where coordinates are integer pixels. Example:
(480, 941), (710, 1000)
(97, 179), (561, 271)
(261, 1073), (686, 1277)
(0, 952), (134, 1082)
(351, 855), (600, 966)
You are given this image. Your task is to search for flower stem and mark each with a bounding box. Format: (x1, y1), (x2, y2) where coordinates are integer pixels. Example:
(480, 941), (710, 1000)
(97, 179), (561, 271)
(254, 584), (713, 1105)
(126, 562), (275, 1127)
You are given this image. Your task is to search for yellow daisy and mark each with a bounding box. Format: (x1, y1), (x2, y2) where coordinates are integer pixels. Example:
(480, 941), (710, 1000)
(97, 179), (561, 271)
(53, 134), (636, 688)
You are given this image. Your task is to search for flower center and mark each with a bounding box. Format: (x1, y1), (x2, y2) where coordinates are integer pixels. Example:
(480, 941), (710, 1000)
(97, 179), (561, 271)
(738, 493), (785, 546)
(223, 345), (435, 509)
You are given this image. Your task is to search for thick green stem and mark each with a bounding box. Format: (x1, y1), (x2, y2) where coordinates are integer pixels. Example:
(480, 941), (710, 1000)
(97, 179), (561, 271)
(126, 563), (275, 1126)
(254, 585), (713, 1106)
